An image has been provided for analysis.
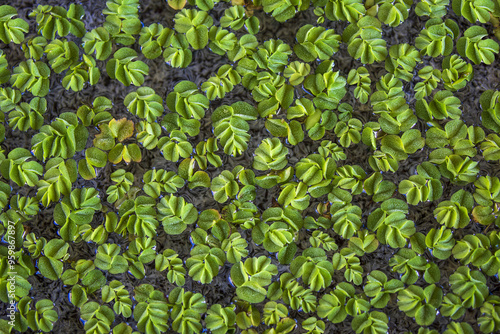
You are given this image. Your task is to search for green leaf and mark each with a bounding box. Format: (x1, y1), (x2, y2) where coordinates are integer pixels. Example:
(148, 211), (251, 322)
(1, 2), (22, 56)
(457, 26), (499, 65)
(424, 262), (441, 284)
(38, 256), (63, 281)
(187, 25), (209, 50)
(158, 195), (198, 235)
(44, 239), (69, 259)
(381, 135), (407, 161)
(86, 147), (107, 168)
(415, 304), (437, 326)
(168, 0), (187, 9)
(236, 281), (267, 303)
(401, 129), (425, 153)
(278, 242), (297, 264)
(70, 284), (88, 307)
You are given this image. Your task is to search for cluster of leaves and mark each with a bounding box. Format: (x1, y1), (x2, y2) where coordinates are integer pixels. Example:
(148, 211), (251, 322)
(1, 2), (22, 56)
(1, 1), (500, 334)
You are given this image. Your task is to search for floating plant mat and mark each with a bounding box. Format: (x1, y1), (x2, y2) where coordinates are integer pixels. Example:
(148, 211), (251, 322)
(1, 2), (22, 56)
(1, 0), (500, 333)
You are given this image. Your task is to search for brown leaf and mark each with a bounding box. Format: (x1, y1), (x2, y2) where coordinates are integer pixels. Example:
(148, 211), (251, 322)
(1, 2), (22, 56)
(109, 118), (134, 142)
